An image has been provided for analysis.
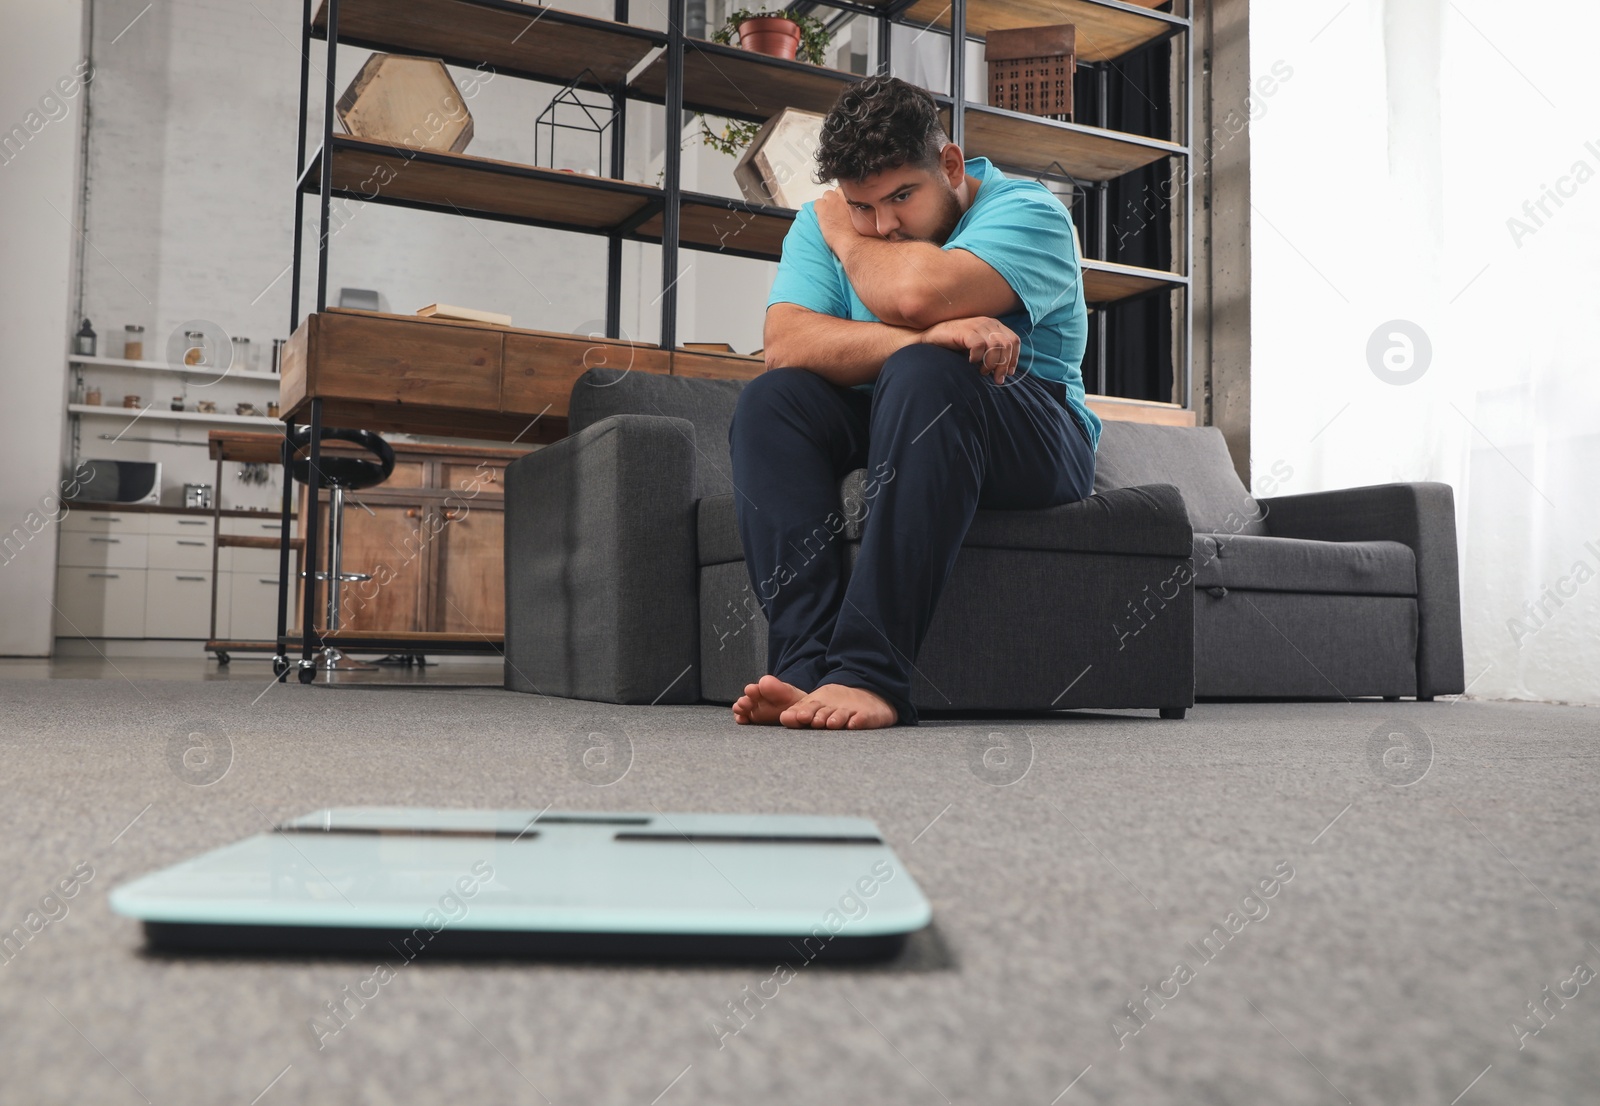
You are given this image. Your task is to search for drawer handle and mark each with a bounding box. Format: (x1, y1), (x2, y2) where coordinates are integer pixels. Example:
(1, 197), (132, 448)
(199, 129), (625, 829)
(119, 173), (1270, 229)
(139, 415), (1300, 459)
(177, 575), (206, 581)
(89, 572), (120, 578)
(89, 536), (121, 543)
(90, 516), (122, 521)
(179, 519), (206, 526)
(177, 540), (207, 546)
(259, 578), (279, 585)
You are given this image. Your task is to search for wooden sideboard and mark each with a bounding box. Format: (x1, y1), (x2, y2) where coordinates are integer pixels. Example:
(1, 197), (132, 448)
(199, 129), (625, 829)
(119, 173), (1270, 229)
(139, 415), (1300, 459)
(280, 308), (1194, 442)
(296, 440), (529, 639)
(281, 307), (765, 444)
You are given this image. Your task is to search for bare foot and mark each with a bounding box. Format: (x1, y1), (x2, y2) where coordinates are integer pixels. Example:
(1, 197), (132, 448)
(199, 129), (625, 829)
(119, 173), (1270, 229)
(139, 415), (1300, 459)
(732, 674), (808, 725)
(779, 683), (898, 730)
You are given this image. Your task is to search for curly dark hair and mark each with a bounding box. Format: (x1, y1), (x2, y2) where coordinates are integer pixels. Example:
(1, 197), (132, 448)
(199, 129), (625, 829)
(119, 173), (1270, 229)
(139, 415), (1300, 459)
(813, 75), (949, 186)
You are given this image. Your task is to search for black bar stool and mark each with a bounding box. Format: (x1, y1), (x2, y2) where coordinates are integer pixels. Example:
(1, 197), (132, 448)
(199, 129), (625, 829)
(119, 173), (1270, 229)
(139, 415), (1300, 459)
(288, 426), (395, 677)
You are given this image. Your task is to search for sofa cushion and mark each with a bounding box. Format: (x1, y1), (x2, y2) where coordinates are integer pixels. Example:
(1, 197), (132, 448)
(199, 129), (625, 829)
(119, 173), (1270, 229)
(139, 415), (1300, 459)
(1193, 533), (1417, 596)
(568, 366), (745, 501)
(696, 474), (1192, 567)
(1094, 422), (1268, 536)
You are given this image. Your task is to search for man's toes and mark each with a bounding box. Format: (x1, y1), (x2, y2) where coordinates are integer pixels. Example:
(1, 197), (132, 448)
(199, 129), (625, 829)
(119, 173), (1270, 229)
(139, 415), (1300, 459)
(826, 707), (852, 729)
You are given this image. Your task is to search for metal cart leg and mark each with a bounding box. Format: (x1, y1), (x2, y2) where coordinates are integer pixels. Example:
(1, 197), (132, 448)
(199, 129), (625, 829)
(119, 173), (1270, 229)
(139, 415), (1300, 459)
(274, 421), (295, 680)
(298, 398), (323, 683)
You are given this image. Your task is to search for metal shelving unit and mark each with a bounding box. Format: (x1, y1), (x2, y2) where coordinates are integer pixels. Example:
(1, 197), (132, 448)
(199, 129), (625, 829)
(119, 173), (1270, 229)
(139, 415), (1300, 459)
(277, 0), (1191, 682)
(288, 0), (1191, 356)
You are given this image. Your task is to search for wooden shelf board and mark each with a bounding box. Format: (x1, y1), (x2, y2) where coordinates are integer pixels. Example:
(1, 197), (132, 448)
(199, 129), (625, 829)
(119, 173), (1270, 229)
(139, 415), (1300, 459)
(310, 136), (657, 230)
(1085, 393), (1195, 426)
(633, 194), (793, 258)
(1081, 258), (1184, 304)
(631, 38), (860, 120)
(309, 0), (661, 87)
(207, 632), (504, 652)
(884, 0), (1182, 61)
(942, 102), (1182, 182)
(312, 137), (796, 257)
(218, 535), (305, 550)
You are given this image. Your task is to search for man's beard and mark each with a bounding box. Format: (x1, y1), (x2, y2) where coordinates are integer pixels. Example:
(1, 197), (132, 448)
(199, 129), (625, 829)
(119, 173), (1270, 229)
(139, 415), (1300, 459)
(895, 185), (964, 246)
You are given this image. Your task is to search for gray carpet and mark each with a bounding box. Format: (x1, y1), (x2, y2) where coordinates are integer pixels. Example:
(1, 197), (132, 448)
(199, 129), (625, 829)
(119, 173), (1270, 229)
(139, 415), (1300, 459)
(1, 673), (1596, 1105)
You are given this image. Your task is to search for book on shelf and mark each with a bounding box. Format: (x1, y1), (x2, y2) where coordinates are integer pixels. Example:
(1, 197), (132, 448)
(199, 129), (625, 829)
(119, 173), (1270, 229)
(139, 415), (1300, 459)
(416, 303), (512, 325)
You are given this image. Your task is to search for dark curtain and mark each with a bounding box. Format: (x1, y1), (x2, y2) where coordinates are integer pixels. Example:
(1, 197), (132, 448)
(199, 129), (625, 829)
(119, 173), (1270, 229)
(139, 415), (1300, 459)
(1074, 41), (1174, 403)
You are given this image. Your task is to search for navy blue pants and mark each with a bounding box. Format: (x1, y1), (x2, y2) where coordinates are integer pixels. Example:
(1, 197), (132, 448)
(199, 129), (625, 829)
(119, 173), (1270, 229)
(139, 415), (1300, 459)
(727, 343), (1096, 726)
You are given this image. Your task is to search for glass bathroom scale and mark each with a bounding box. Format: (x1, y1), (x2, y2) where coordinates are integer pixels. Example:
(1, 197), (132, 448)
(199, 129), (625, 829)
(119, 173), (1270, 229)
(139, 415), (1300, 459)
(109, 808), (933, 961)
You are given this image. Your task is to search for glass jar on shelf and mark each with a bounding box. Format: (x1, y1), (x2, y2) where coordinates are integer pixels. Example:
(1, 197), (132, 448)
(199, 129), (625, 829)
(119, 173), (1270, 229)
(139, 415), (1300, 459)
(123, 324), (145, 361)
(182, 329), (209, 367)
(230, 335), (253, 373)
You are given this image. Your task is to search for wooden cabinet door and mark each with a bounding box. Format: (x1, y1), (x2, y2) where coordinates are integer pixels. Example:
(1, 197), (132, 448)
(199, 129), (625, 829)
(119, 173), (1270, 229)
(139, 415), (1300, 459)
(434, 504), (504, 636)
(310, 500), (429, 632)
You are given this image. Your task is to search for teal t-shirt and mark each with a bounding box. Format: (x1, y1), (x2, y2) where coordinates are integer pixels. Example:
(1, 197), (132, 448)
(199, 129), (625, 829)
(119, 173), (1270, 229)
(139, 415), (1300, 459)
(765, 156), (1100, 451)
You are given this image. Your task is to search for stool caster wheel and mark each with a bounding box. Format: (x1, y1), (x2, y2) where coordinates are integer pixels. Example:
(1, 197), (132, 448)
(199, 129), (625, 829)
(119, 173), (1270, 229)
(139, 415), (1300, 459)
(215, 651), (230, 666)
(272, 654), (290, 679)
(1159, 707), (1186, 720)
(298, 665), (316, 685)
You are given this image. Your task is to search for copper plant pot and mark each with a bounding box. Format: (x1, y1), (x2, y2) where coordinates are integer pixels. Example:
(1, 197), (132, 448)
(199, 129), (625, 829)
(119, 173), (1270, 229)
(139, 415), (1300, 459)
(737, 17), (801, 60)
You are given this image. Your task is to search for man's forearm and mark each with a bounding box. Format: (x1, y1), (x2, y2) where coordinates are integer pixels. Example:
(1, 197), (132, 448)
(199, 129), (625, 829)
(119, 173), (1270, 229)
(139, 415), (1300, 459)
(766, 311), (925, 386)
(833, 236), (952, 327)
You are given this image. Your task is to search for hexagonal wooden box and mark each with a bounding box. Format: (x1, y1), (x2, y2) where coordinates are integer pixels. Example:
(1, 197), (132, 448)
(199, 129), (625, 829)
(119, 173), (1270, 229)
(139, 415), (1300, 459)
(336, 53), (474, 154)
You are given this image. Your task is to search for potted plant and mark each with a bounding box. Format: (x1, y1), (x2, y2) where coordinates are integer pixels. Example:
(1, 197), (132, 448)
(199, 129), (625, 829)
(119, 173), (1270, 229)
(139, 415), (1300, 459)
(712, 7), (833, 64)
(702, 9), (832, 158)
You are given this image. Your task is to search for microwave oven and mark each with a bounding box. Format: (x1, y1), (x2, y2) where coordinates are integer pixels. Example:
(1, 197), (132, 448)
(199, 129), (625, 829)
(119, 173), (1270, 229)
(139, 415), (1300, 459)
(69, 459), (162, 505)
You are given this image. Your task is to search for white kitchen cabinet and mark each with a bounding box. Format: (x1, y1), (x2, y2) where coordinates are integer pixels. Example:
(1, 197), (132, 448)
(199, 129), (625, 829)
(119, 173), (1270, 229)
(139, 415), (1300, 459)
(54, 566), (146, 637)
(229, 572), (284, 641)
(144, 570), (215, 638)
(55, 508), (283, 642)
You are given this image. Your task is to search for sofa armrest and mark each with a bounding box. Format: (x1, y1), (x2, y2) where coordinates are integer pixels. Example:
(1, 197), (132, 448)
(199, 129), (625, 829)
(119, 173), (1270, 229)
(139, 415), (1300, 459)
(503, 413), (700, 704)
(1256, 482), (1464, 697)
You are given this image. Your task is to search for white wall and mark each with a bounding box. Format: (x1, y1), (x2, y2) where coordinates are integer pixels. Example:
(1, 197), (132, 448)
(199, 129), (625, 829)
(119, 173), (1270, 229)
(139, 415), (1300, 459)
(1249, 0), (1600, 704)
(0, 0), (85, 655)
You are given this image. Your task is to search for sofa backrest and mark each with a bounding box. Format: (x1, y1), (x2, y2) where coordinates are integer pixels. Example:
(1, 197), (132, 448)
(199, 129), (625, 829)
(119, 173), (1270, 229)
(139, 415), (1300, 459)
(568, 367), (745, 500)
(1093, 421), (1266, 535)
(567, 369), (1265, 532)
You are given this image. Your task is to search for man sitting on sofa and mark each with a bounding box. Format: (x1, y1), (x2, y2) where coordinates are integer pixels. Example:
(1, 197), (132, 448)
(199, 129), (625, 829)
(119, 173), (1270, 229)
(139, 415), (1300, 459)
(729, 75), (1100, 730)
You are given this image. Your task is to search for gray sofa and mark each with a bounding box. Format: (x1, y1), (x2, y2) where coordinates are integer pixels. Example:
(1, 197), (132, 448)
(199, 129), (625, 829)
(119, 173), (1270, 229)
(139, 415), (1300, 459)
(503, 367), (1464, 718)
